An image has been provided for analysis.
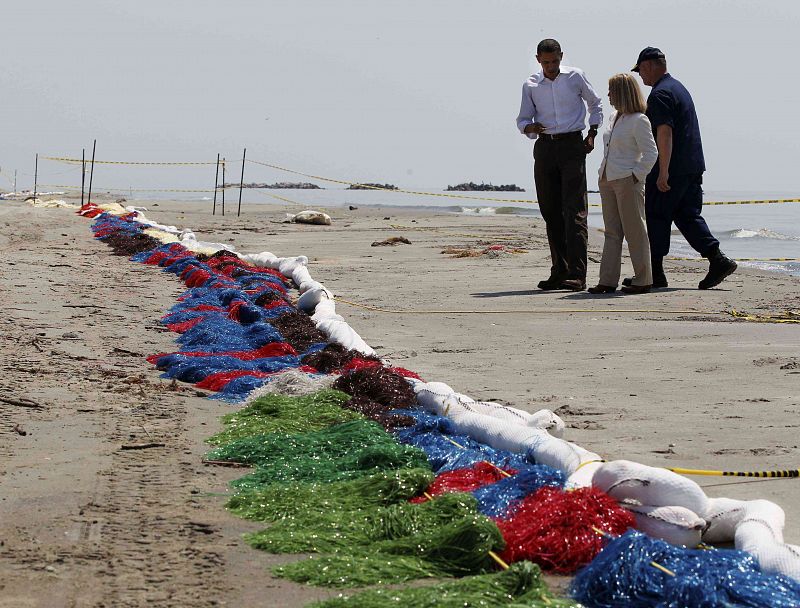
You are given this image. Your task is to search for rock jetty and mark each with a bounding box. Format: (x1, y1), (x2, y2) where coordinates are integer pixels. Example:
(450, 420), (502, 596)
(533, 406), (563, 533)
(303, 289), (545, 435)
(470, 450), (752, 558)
(222, 182), (321, 189)
(346, 183), (398, 190)
(446, 182), (525, 192)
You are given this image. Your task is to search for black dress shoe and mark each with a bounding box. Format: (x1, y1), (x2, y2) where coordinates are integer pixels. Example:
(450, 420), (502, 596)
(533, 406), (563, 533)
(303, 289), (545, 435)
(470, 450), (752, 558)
(587, 284), (617, 294)
(699, 251), (737, 289)
(538, 276), (567, 290)
(621, 284), (652, 294)
(623, 274), (667, 289)
(560, 279), (586, 291)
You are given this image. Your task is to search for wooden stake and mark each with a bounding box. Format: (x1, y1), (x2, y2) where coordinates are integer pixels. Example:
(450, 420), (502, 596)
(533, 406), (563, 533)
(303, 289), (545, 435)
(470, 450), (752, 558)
(237, 148), (246, 217)
(221, 157), (226, 216)
(212, 153), (220, 216)
(87, 140), (96, 204)
(81, 148), (86, 206)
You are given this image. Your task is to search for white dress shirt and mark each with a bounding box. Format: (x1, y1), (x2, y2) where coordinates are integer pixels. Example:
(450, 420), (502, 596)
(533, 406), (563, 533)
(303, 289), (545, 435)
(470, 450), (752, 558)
(598, 111), (658, 183)
(516, 65), (603, 140)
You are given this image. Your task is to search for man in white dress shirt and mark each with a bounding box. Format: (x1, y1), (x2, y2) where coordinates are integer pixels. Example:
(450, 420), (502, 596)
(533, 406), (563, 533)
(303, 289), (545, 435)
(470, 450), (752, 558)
(517, 39), (603, 291)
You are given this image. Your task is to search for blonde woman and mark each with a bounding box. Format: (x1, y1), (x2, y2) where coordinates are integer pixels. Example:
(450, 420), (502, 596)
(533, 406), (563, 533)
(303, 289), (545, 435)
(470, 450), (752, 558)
(589, 73), (658, 294)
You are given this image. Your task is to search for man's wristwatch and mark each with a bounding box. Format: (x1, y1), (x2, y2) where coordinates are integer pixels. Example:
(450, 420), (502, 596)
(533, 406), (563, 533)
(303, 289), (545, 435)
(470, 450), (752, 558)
(587, 126), (598, 137)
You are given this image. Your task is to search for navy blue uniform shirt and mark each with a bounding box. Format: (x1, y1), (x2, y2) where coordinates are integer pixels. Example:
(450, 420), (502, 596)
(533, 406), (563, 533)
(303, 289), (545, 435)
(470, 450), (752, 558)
(646, 74), (706, 179)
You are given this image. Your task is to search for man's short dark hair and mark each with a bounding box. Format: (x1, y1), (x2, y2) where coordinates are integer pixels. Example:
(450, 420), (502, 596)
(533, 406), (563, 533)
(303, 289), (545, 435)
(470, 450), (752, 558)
(537, 39), (562, 55)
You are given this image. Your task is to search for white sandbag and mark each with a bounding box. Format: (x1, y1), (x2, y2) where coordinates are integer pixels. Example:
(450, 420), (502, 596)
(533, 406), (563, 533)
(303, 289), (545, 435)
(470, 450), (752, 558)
(592, 460), (710, 517)
(625, 503), (705, 547)
(703, 497), (748, 543)
(412, 381), (564, 437)
(179, 229), (234, 253)
(241, 251), (279, 267)
(298, 286), (333, 313)
(412, 380), (599, 473)
(286, 210), (331, 225)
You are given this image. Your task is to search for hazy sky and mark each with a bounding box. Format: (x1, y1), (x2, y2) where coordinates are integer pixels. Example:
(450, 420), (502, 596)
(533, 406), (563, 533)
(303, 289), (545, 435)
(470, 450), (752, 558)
(2, 1), (798, 194)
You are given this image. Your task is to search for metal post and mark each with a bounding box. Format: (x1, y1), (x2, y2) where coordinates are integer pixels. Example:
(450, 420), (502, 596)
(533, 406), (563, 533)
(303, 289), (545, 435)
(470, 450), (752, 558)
(237, 148), (246, 217)
(221, 157), (226, 216)
(212, 153), (220, 215)
(33, 154), (38, 201)
(81, 148), (86, 206)
(87, 139), (97, 204)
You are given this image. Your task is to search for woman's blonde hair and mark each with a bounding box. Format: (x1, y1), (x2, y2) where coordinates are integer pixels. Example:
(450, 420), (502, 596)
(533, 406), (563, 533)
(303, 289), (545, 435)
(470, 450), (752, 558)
(608, 73), (647, 114)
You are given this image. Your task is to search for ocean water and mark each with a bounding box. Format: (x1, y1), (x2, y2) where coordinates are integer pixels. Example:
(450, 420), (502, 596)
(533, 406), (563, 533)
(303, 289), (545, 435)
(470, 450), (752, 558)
(140, 187), (800, 277)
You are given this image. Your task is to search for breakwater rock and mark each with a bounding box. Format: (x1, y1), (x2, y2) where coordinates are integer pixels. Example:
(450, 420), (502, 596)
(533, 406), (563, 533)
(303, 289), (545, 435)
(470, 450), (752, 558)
(346, 183), (398, 190)
(222, 182), (322, 189)
(446, 182), (525, 192)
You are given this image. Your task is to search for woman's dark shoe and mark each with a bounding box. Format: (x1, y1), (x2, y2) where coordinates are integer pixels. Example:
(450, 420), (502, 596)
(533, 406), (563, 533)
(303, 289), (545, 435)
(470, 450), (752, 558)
(537, 275), (567, 290)
(623, 274), (667, 288)
(587, 284), (617, 294)
(621, 284), (652, 294)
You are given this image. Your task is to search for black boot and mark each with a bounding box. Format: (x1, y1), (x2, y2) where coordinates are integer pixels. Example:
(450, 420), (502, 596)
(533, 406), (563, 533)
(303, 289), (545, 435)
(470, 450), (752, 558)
(699, 247), (737, 289)
(651, 256), (668, 288)
(624, 256), (667, 288)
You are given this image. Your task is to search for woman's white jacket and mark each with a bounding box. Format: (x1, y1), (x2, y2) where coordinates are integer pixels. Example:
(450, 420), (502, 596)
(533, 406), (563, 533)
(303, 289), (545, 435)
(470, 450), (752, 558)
(598, 111), (658, 183)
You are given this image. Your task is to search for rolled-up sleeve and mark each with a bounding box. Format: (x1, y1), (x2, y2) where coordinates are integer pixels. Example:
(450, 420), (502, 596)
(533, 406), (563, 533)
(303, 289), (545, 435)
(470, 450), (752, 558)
(580, 72), (603, 128)
(516, 83), (537, 139)
(633, 114), (658, 181)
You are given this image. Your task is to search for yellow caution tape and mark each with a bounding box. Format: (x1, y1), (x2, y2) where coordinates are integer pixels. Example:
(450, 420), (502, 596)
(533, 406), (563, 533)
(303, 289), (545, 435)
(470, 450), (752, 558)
(246, 157), (800, 206)
(41, 156), (218, 166)
(246, 158), (537, 204)
(669, 257), (800, 262)
(704, 198), (800, 205)
(38, 154), (800, 205)
(668, 467), (800, 478)
(727, 309), (800, 324)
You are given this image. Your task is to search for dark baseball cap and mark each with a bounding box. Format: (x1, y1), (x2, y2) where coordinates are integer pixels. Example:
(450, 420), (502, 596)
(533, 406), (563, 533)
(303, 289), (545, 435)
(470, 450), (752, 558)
(631, 47), (665, 72)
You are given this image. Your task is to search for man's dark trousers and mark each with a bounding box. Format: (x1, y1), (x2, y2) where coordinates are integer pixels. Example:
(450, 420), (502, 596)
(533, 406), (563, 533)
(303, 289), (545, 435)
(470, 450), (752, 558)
(533, 132), (588, 281)
(644, 173), (719, 258)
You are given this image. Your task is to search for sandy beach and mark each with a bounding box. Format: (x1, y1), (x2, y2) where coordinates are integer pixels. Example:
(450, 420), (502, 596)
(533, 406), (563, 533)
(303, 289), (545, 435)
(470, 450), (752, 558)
(1, 195), (798, 607)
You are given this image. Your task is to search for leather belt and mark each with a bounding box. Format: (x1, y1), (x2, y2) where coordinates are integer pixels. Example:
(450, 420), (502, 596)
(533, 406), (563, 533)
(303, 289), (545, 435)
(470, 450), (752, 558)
(539, 131), (582, 141)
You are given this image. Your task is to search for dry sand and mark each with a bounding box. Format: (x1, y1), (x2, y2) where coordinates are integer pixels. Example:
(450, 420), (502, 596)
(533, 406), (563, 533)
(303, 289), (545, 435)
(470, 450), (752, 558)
(1, 195), (798, 607)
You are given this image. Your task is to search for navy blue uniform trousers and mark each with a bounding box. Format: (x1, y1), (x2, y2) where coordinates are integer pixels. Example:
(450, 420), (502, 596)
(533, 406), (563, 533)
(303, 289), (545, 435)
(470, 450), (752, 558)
(645, 173), (719, 258)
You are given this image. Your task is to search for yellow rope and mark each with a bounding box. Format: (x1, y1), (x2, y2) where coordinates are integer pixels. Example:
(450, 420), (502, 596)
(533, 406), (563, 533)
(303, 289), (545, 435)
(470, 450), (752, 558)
(40, 154), (800, 205)
(574, 459), (606, 472)
(246, 158), (537, 204)
(335, 296), (800, 324)
(650, 561), (677, 577)
(488, 550), (511, 570)
(333, 296), (711, 316)
(246, 158), (800, 205)
(667, 467), (799, 478)
(39, 184), (215, 194)
(41, 156), (218, 166)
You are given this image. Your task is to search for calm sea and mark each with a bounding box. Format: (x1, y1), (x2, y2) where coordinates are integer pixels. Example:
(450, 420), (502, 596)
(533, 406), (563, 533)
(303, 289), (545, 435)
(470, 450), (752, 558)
(141, 187), (800, 277)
